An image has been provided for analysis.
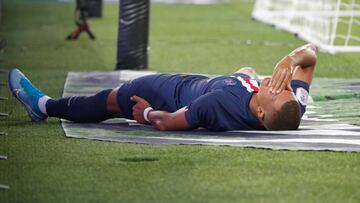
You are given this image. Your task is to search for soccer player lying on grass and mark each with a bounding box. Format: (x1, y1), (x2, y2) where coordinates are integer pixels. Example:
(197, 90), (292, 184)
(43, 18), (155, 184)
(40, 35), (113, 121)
(9, 44), (317, 131)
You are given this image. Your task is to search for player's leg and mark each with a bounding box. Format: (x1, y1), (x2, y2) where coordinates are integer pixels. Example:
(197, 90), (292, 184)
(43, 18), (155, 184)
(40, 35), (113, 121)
(45, 89), (114, 122)
(8, 69), (119, 123)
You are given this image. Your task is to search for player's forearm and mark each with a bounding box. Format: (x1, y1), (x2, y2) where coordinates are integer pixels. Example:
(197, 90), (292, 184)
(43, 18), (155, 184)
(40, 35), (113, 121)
(147, 110), (190, 131)
(270, 44), (317, 93)
(274, 44), (317, 72)
(287, 44), (317, 69)
(147, 110), (172, 131)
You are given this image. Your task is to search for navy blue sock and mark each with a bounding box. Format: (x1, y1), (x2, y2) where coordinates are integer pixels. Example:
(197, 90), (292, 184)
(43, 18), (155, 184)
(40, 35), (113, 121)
(46, 89), (113, 123)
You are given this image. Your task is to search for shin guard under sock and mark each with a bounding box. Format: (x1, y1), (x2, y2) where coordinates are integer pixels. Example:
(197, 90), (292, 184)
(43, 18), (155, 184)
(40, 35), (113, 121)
(46, 89), (112, 123)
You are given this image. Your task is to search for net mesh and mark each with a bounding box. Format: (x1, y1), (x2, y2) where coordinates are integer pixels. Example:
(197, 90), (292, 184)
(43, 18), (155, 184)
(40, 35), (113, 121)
(252, 0), (360, 53)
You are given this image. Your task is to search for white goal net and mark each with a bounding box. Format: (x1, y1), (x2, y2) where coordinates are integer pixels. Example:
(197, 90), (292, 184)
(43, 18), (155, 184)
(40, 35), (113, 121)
(252, 0), (360, 53)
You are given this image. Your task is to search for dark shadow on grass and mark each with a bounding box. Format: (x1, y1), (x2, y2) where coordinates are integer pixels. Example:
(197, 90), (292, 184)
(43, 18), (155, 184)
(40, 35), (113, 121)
(120, 157), (159, 162)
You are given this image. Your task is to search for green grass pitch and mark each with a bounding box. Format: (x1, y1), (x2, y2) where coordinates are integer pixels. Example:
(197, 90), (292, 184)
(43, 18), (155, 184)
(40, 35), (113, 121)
(1, 0), (360, 202)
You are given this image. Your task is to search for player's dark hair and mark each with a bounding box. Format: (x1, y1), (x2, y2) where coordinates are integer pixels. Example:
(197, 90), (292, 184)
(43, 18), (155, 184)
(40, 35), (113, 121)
(264, 100), (301, 131)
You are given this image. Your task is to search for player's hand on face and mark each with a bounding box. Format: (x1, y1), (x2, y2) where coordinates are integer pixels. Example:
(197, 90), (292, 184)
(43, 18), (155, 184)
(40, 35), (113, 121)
(130, 95), (151, 124)
(270, 61), (293, 95)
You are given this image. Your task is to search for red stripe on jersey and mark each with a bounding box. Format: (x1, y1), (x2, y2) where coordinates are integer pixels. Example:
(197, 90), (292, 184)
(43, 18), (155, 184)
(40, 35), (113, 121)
(244, 78), (259, 92)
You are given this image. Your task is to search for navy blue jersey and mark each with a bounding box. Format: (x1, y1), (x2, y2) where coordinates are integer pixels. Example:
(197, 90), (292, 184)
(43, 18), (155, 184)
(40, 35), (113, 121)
(180, 74), (310, 131)
(180, 74), (261, 131)
(118, 73), (310, 131)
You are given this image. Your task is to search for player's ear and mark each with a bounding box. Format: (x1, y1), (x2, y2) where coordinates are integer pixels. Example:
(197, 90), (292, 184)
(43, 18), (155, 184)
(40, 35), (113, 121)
(257, 106), (265, 123)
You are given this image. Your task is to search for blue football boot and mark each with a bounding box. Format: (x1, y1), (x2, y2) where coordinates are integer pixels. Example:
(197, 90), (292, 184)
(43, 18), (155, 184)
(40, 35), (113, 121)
(8, 68), (48, 121)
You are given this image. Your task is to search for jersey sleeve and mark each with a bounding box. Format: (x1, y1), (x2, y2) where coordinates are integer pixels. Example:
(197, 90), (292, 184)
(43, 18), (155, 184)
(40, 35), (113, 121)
(291, 80), (310, 116)
(184, 90), (230, 131)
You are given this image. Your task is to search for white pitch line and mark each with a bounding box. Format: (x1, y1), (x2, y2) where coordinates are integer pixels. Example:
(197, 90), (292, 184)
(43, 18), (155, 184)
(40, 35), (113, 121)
(301, 116), (338, 122)
(299, 123), (359, 130)
(307, 105), (320, 109)
(0, 184), (9, 190)
(319, 114), (334, 118)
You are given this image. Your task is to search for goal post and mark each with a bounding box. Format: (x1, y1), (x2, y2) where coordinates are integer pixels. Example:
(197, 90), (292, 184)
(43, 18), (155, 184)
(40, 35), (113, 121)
(116, 0), (150, 70)
(252, 0), (360, 54)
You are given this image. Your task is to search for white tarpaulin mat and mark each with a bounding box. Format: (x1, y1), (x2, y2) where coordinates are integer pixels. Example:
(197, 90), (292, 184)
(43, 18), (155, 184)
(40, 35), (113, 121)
(62, 70), (360, 152)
